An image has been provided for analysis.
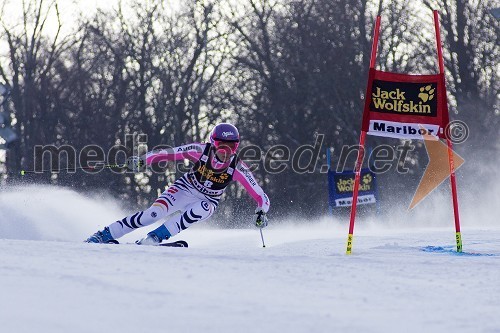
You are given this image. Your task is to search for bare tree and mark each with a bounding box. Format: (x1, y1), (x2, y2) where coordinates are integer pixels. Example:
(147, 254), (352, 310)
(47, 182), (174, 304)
(422, 0), (499, 148)
(0, 0), (77, 179)
(73, 0), (234, 204)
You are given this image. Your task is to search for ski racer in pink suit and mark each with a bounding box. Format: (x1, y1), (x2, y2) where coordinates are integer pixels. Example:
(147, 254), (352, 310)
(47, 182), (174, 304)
(86, 123), (270, 245)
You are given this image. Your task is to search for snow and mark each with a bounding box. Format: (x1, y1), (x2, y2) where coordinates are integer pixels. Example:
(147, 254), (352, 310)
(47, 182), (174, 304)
(0, 185), (499, 333)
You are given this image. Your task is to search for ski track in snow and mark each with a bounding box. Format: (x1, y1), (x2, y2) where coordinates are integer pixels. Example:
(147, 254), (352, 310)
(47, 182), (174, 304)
(0, 185), (499, 333)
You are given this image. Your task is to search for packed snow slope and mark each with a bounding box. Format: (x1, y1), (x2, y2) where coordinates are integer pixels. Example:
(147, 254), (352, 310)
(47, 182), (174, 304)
(0, 185), (499, 333)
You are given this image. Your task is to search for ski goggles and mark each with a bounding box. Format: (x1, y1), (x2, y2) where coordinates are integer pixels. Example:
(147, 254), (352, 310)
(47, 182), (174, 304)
(213, 140), (239, 154)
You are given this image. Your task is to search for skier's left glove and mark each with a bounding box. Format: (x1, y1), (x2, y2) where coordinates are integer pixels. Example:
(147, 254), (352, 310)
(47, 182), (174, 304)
(126, 155), (146, 172)
(255, 208), (268, 228)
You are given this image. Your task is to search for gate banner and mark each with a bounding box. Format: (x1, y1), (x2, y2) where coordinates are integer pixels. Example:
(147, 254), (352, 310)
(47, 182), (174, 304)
(361, 69), (449, 140)
(328, 168), (377, 208)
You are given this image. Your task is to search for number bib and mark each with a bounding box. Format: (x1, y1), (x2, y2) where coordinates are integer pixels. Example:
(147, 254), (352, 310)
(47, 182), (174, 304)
(187, 143), (237, 197)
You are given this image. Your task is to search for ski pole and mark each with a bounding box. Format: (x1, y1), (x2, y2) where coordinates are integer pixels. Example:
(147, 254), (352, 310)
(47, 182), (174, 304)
(20, 163), (127, 175)
(259, 228), (266, 248)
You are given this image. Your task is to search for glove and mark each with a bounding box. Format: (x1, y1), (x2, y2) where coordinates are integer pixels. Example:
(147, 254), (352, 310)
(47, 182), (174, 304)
(126, 156), (145, 172)
(255, 208), (268, 228)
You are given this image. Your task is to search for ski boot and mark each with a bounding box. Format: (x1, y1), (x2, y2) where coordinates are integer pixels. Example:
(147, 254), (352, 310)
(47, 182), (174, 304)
(136, 225), (170, 246)
(85, 227), (118, 244)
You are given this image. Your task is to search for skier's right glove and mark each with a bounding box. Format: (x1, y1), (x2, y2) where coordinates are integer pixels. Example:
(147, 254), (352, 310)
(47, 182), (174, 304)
(255, 208), (268, 229)
(126, 155), (146, 172)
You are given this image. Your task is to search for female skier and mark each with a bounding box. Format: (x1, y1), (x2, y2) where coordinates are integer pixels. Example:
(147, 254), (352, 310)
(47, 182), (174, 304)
(86, 123), (270, 245)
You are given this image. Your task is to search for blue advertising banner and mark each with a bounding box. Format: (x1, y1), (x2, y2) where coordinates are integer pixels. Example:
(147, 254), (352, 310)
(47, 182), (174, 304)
(328, 168), (378, 207)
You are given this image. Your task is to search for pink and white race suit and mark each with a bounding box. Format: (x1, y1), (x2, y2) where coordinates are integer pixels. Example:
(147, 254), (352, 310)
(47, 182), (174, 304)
(108, 143), (270, 239)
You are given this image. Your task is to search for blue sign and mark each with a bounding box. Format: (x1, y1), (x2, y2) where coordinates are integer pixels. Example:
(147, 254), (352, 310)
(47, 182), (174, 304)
(328, 168), (378, 207)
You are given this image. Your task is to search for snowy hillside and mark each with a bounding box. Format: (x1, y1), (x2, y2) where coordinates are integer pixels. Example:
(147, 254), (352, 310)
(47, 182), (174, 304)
(1, 185), (499, 333)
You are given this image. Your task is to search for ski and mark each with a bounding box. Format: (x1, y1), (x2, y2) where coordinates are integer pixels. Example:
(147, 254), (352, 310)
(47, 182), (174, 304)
(93, 239), (188, 247)
(159, 240), (189, 248)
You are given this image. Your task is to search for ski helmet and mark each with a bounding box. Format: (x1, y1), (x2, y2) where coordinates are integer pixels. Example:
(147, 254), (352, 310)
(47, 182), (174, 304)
(210, 123), (240, 153)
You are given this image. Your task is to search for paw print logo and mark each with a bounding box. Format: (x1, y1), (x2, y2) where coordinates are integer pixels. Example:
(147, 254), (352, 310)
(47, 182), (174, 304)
(219, 173), (229, 180)
(418, 85), (435, 103)
(362, 174), (372, 185)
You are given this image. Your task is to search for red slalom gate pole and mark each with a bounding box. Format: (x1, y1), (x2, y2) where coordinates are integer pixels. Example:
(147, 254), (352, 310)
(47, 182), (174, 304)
(369, 16), (381, 68)
(434, 10), (462, 252)
(433, 10), (445, 74)
(345, 16), (380, 255)
(447, 138), (462, 252)
(346, 131), (367, 255)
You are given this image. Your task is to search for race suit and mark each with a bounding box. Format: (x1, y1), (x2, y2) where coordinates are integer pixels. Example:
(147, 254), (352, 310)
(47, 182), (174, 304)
(108, 143), (270, 239)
